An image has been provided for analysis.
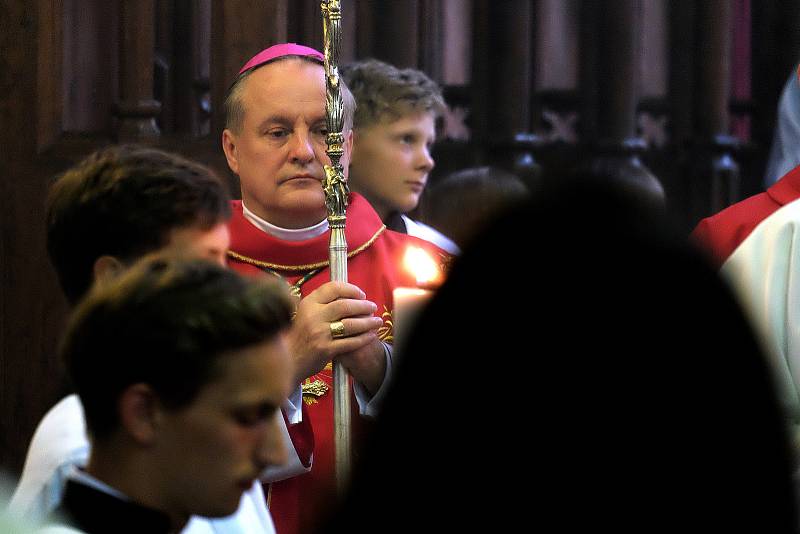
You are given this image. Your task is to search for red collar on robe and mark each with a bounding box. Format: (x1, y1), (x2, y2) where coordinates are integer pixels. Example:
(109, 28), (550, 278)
(767, 164), (800, 206)
(691, 164), (800, 268)
(227, 193), (385, 270)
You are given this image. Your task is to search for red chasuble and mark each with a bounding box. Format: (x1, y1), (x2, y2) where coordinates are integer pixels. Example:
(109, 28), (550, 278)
(226, 193), (449, 534)
(691, 164), (800, 269)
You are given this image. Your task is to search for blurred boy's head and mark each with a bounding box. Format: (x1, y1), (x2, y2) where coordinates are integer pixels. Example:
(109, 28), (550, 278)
(46, 145), (232, 304)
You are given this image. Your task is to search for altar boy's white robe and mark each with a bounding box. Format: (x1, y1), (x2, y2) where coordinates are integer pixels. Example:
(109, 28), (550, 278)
(722, 197), (800, 451)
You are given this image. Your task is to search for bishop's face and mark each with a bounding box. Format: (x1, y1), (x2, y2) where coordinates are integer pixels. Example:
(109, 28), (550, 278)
(222, 59), (352, 229)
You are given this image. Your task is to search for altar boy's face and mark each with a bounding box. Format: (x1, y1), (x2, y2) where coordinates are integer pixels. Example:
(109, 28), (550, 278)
(153, 334), (294, 519)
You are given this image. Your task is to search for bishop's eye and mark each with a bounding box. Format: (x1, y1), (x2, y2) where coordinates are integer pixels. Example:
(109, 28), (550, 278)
(265, 128), (289, 139)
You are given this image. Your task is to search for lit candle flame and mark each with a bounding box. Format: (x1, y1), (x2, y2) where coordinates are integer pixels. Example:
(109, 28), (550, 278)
(403, 246), (439, 287)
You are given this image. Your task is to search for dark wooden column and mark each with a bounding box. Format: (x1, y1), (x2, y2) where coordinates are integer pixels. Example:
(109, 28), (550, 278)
(357, 0), (418, 68)
(418, 0), (444, 81)
(1, 0), (69, 476)
(582, 0), (663, 201)
(285, 0), (355, 63)
(210, 0), (289, 138)
(353, 1), (442, 83)
(287, 0), (323, 50)
(695, 0), (738, 215)
(158, 0), (209, 136)
(597, 1), (637, 144)
(471, 0), (541, 187)
(192, 0), (212, 137)
(115, 0), (161, 141)
(668, 0), (695, 148)
(696, 2), (731, 140)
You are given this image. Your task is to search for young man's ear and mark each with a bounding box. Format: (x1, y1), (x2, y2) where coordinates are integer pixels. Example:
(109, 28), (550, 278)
(118, 383), (162, 446)
(222, 129), (240, 175)
(93, 255), (124, 285)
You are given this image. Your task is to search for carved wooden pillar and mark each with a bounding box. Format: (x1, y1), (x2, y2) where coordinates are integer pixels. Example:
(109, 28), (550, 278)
(668, 0), (694, 147)
(695, 0), (738, 214)
(358, 0), (419, 68)
(597, 1), (637, 145)
(285, 0), (354, 63)
(340, 0), (356, 63)
(472, 0), (541, 188)
(582, 0), (663, 201)
(288, 0), (323, 49)
(192, 0), (212, 137)
(696, 3), (731, 139)
(158, 0), (207, 136)
(534, 0), (579, 139)
(441, 0), (471, 86)
(1, 0), (68, 475)
(419, 0), (444, 81)
(210, 0), (288, 136)
(115, 0), (161, 141)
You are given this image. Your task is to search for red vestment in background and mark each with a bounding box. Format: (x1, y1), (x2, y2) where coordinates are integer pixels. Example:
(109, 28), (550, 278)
(691, 164), (800, 268)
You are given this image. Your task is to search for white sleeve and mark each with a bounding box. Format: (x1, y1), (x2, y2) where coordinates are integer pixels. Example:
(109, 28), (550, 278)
(401, 216), (461, 255)
(8, 396), (90, 522)
(353, 342), (393, 417)
(765, 68), (800, 186)
(722, 201), (800, 424)
(282, 386), (303, 424)
(258, 387), (311, 483)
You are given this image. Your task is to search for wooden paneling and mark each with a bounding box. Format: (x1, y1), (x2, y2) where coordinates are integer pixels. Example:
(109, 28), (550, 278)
(117, 0), (160, 140)
(62, 0), (118, 134)
(37, 0), (63, 151)
(596, 0), (641, 143)
(668, 0), (695, 147)
(1, 0), (70, 477)
(358, 0), (419, 68)
(695, 0), (732, 138)
(210, 0), (288, 135)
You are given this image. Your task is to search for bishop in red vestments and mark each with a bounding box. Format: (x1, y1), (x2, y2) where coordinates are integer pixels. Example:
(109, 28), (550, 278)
(221, 43), (449, 534)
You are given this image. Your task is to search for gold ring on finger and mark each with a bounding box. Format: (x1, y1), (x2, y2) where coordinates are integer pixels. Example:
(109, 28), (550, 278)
(330, 320), (346, 339)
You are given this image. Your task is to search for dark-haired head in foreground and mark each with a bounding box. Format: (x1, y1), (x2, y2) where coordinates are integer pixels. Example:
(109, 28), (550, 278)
(324, 179), (797, 532)
(53, 257), (295, 532)
(46, 145), (232, 304)
(421, 165), (528, 249)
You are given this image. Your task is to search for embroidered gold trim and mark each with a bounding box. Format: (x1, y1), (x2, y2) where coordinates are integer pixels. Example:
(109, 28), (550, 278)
(302, 379), (330, 397)
(227, 225), (386, 272)
(378, 306), (394, 344)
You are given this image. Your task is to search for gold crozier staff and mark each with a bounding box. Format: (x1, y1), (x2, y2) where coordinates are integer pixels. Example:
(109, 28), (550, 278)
(321, 0), (351, 493)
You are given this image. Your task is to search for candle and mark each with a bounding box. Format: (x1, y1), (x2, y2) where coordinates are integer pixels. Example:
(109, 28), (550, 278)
(392, 287), (433, 352)
(392, 247), (441, 354)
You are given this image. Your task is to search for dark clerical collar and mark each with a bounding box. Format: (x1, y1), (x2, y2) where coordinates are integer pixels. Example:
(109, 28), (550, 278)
(49, 478), (175, 534)
(383, 212), (407, 234)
